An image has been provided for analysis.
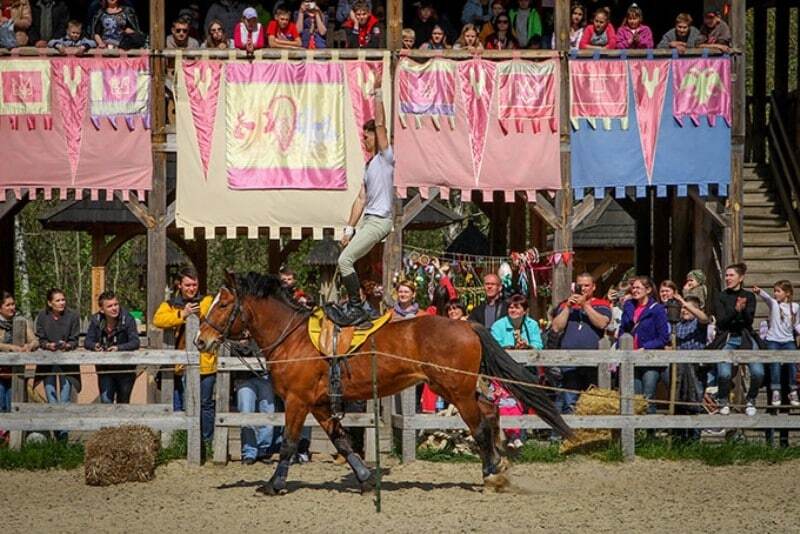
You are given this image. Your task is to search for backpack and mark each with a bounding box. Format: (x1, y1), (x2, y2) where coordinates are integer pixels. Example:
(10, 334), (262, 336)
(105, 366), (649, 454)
(0, 20), (18, 49)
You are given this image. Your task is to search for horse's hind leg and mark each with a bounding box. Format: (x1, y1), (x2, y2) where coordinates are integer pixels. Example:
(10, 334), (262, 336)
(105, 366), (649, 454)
(310, 404), (374, 492)
(258, 396), (308, 496)
(451, 392), (509, 490)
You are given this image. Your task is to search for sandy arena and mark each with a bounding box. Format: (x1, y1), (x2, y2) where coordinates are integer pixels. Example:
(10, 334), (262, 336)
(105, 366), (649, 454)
(3, 456), (797, 533)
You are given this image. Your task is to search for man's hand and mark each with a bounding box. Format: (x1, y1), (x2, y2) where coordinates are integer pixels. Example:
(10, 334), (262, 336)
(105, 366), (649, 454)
(107, 346), (118, 352)
(182, 302), (199, 319)
(340, 235), (351, 247)
(752, 285), (762, 295)
(93, 343), (104, 352)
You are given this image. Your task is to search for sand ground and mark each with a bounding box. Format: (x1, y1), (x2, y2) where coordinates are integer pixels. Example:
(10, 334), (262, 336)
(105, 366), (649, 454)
(3, 457), (796, 533)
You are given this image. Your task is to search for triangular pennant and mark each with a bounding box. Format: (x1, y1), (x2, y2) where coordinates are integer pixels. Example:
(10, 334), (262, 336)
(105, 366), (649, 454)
(182, 60), (222, 179)
(457, 59), (496, 187)
(630, 60), (669, 182)
(345, 60), (383, 162)
(51, 59), (89, 180)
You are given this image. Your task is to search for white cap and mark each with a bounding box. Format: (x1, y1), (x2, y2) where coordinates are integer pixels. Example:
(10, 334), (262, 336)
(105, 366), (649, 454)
(243, 7), (258, 19)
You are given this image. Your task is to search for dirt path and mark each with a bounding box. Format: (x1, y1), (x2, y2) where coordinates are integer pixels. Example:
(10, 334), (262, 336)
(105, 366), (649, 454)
(3, 457), (795, 533)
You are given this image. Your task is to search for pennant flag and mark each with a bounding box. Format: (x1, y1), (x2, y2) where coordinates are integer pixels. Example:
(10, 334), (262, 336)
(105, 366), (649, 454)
(345, 60), (383, 162)
(51, 58), (89, 180)
(89, 56), (151, 130)
(397, 57), (456, 130)
(497, 59), (557, 134)
(225, 62), (346, 190)
(0, 59), (52, 130)
(630, 59), (669, 182)
(458, 59), (495, 185)
(672, 57), (731, 127)
(570, 59), (628, 130)
(182, 60), (222, 179)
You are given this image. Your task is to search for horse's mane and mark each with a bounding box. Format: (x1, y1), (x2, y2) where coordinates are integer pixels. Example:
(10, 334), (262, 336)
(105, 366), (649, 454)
(235, 272), (306, 311)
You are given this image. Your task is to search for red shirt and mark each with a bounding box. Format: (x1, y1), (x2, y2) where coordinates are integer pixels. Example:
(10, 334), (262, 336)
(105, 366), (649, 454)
(267, 20), (300, 41)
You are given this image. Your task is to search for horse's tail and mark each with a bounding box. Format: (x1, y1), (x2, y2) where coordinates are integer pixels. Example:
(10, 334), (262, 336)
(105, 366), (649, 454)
(471, 323), (574, 440)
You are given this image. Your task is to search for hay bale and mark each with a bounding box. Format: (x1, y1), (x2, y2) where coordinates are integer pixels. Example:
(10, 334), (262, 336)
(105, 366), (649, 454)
(85, 425), (160, 486)
(560, 386), (648, 455)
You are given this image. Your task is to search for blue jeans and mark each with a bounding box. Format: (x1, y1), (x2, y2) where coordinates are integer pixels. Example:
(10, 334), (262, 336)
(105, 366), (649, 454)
(44, 372), (72, 440)
(0, 378), (11, 412)
(766, 340), (798, 390)
(635, 367), (669, 415)
(201, 373), (216, 442)
(173, 374), (185, 412)
(237, 376), (278, 460)
(99, 373), (135, 404)
(717, 336), (765, 403)
(554, 368), (582, 415)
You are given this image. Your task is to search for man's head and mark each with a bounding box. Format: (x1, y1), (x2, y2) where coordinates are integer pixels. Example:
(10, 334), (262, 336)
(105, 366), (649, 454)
(66, 20), (83, 41)
(171, 17), (191, 45)
(518, 0), (531, 9)
(491, 0), (504, 18)
(280, 268), (296, 289)
(483, 274), (502, 301)
(401, 28), (415, 49)
(98, 290), (120, 319)
(274, 8), (291, 29)
(575, 273), (596, 299)
(703, 10), (721, 29)
(362, 119), (377, 154)
(353, 1), (372, 27)
(418, 2), (434, 22)
(177, 267), (200, 300)
(675, 13), (692, 37)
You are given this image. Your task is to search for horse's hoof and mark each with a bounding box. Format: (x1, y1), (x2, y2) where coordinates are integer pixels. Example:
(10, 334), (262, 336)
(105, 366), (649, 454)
(359, 473), (376, 495)
(256, 482), (287, 496)
(483, 472), (510, 493)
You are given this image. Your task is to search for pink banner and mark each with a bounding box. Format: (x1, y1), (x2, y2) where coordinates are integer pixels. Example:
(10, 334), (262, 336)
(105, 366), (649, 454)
(182, 60), (222, 179)
(570, 60), (628, 129)
(630, 60), (669, 182)
(395, 58), (560, 199)
(88, 56), (150, 130)
(397, 58), (456, 130)
(345, 60), (383, 162)
(0, 58), (52, 130)
(672, 58), (731, 127)
(51, 59), (89, 179)
(498, 60), (557, 133)
(458, 59), (495, 185)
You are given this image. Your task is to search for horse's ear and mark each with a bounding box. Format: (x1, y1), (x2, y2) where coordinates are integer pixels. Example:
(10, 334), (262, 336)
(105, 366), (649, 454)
(224, 269), (237, 291)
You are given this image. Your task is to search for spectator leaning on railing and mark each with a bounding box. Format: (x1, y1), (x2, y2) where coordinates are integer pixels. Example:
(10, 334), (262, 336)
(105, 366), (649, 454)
(84, 290), (140, 405)
(153, 267), (216, 442)
(233, 6), (265, 52)
(48, 19), (96, 54)
(0, 291), (38, 414)
(166, 16), (199, 49)
(342, 1), (381, 49)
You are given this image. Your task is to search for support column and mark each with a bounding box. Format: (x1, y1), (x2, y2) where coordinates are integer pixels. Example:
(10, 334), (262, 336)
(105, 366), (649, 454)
(0, 214), (14, 294)
(728, 0), (746, 264)
(652, 196), (670, 283)
(386, 0), (403, 49)
(751, 6), (767, 164)
(552, 0), (573, 303)
(90, 232), (106, 314)
(773, 3), (790, 98)
(671, 196), (692, 281)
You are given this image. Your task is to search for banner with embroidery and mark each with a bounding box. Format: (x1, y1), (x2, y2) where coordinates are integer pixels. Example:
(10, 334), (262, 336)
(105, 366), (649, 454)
(345, 60), (384, 162)
(52, 58), (89, 179)
(89, 56), (150, 130)
(182, 59), (222, 179)
(497, 59), (557, 134)
(226, 61), (346, 190)
(397, 57), (456, 130)
(570, 59), (628, 130)
(0, 59), (52, 130)
(672, 57), (731, 127)
(458, 59), (495, 185)
(630, 59), (669, 182)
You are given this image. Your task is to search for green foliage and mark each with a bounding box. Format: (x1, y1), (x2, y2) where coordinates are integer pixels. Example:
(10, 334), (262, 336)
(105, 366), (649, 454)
(157, 430), (188, 465)
(636, 436), (800, 466)
(416, 446), (480, 463)
(0, 439), (85, 470)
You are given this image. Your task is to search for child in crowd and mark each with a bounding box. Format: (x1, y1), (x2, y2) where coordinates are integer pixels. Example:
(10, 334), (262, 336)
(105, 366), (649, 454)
(579, 7), (616, 50)
(683, 269), (708, 309)
(615, 3), (653, 49)
(401, 27), (415, 49)
(489, 379), (524, 449)
(296, 1), (326, 49)
(419, 23), (448, 49)
(267, 7), (302, 49)
(753, 281), (800, 407)
(484, 12), (519, 50)
(454, 23), (483, 50)
(48, 19), (96, 54)
(551, 2), (585, 50)
(342, 1), (381, 49)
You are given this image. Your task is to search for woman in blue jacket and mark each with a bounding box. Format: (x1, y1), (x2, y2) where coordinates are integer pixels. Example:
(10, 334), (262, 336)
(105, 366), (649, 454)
(619, 276), (670, 414)
(490, 294), (543, 349)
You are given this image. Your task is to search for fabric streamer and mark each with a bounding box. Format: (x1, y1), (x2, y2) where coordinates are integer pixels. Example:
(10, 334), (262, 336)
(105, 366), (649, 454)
(0, 58), (52, 130)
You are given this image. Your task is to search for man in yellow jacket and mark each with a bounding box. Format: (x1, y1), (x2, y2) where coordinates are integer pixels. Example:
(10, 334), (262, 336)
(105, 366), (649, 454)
(153, 267), (216, 442)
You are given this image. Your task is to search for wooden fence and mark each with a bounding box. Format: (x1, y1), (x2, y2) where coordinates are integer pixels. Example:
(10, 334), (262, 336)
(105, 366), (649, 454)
(0, 316), (202, 464)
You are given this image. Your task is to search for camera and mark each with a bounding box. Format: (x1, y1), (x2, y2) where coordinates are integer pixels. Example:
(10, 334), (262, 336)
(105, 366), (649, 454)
(303, 1), (318, 10)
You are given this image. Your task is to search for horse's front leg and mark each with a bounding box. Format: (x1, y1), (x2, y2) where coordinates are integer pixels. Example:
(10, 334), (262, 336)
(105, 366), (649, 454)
(310, 404), (373, 492)
(258, 395), (308, 496)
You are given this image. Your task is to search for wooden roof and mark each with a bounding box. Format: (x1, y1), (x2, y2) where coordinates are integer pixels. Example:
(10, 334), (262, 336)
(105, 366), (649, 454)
(572, 198), (635, 249)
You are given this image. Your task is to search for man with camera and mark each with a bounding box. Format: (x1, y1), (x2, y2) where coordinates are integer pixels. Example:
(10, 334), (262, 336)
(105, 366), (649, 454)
(297, 1), (327, 49)
(85, 291), (140, 404)
(549, 273), (612, 413)
(153, 267), (217, 441)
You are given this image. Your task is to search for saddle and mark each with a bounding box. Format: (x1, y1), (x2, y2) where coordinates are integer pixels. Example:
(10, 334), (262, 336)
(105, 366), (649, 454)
(307, 307), (393, 419)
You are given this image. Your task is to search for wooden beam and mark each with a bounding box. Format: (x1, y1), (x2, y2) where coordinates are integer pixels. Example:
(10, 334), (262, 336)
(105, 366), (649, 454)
(115, 191), (156, 229)
(728, 0), (746, 264)
(570, 194), (596, 230)
(580, 194), (613, 228)
(400, 189), (440, 229)
(91, 232), (106, 313)
(382, 198), (404, 306)
(532, 193), (560, 229)
(773, 2), (790, 97)
(751, 6), (767, 163)
(689, 190), (729, 227)
(386, 0), (403, 50)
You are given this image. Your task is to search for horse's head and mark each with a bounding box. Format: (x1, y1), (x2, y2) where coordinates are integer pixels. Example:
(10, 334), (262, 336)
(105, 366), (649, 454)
(195, 270), (247, 353)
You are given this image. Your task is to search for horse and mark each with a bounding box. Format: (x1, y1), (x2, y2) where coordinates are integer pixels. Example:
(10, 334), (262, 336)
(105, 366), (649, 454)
(195, 272), (572, 494)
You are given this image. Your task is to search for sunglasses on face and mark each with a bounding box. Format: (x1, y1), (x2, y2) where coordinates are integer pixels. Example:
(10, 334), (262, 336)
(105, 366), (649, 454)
(174, 28), (188, 34)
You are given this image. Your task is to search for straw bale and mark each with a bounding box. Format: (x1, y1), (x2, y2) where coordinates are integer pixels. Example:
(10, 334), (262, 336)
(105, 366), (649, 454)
(84, 425), (160, 486)
(560, 386), (647, 454)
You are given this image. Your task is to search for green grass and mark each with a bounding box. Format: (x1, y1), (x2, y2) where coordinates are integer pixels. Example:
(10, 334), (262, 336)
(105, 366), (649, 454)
(157, 430), (188, 465)
(0, 440), (85, 470)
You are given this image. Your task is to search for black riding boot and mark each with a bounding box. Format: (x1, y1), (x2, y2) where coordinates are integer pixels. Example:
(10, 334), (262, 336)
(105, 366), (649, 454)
(337, 272), (370, 326)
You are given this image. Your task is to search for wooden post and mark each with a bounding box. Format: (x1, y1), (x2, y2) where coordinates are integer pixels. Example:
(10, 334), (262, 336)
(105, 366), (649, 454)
(8, 316), (27, 449)
(751, 6), (767, 164)
(552, 0), (573, 303)
(90, 232), (106, 314)
(386, 0), (403, 50)
(212, 345), (230, 465)
(618, 334), (635, 461)
(184, 315), (202, 465)
(399, 386), (416, 463)
(670, 197), (692, 282)
(146, 0), (167, 350)
(597, 336), (611, 389)
(0, 213), (14, 296)
(773, 2), (790, 98)
(652, 196), (669, 283)
(728, 0), (745, 264)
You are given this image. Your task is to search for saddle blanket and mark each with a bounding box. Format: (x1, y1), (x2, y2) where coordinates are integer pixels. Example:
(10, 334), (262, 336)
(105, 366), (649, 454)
(307, 307), (393, 356)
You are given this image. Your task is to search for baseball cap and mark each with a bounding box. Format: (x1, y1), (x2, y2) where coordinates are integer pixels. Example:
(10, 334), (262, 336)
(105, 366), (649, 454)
(705, 9), (721, 17)
(243, 7), (258, 19)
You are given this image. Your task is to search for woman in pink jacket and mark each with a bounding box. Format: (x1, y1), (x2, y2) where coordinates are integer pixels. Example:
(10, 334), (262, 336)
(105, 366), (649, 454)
(616, 4), (654, 50)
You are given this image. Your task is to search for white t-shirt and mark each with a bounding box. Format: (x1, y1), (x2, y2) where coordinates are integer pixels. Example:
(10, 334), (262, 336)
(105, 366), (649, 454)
(363, 146), (395, 218)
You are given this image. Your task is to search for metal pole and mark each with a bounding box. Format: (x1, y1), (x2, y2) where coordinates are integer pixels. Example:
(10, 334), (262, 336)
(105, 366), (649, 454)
(371, 339), (381, 513)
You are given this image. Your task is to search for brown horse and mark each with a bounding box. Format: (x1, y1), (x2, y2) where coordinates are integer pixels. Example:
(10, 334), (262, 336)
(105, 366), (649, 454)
(195, 272), (572, 494)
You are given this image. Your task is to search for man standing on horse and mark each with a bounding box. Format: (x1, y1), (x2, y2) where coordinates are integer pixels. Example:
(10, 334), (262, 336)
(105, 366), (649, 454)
(335, 75), (393, 326)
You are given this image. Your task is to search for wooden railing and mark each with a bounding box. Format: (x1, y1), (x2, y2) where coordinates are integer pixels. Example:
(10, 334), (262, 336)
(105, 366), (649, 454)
(0, 316), (203, 464)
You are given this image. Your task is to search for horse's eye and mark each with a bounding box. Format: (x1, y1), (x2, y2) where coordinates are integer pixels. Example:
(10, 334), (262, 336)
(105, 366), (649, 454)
(219, 303), (228, 309)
